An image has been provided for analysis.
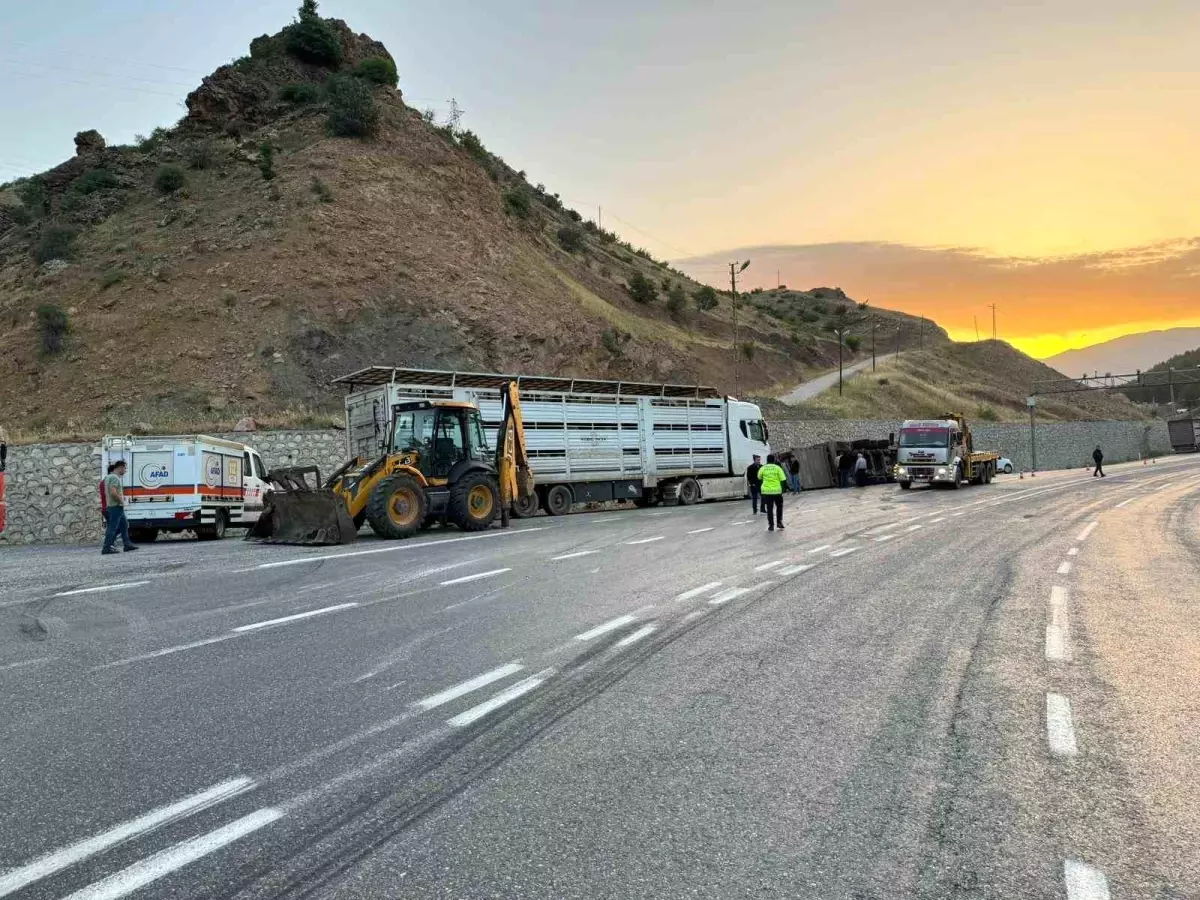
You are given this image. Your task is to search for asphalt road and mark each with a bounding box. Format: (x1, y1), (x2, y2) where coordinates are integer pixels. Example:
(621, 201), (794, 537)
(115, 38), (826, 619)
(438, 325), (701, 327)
(2, 456), (1199, 900)
(777, 357), (875, 404)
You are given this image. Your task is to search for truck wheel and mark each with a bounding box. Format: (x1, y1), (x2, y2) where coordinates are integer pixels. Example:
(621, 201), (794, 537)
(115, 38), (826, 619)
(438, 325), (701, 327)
(544, 484), (573, 517)
(511, 493), (540, 519)
(129, 527), (159, 543)
(677, 478), (701, 506)
(198, 510), (227, 541)
(450, 472), (500, 532)
(899, 481), (912, 491)
(951, 465), (963, 490)
(367, 473), (428, 539)
(632, 490), (661, 508)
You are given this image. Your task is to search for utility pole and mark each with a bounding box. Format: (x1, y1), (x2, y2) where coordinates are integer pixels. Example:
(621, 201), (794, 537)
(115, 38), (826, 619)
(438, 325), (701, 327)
(729, 259), (751, 395)
(974, 315), (979, 342)
(919, 318), (925, 350)
(1027, 395), (1038, 475)
(990, 303), (997, 340)
(598, 206), (602, 230)
(871, 318), (878, 372)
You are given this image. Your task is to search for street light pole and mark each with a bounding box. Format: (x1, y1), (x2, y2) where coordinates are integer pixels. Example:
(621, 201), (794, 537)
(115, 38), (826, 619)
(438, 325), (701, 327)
(1027, 395), (1038, 475)
(871, 318), (877, 372)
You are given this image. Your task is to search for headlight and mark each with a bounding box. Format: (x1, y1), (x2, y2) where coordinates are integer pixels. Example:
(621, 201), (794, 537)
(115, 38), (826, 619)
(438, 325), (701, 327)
(897, 466), (908, 475)
(936, 467), (948, 476)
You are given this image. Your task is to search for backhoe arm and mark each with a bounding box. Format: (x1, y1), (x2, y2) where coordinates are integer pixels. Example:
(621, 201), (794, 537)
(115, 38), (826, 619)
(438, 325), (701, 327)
(496, 380), (534, 526)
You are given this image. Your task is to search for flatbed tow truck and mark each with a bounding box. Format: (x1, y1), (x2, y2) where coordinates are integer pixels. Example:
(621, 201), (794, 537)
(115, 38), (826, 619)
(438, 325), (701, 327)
(895, 413), (999, 490)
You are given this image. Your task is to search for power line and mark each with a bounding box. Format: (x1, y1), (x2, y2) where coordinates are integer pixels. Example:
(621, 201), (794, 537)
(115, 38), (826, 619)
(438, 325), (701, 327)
(0, 56), (196, 89)
(0, 39), (207, 75)
(0, 65), (182, 99)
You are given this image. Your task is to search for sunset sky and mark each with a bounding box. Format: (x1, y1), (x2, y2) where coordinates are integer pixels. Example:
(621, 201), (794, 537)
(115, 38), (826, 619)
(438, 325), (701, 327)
(4, 1), (1199, 357)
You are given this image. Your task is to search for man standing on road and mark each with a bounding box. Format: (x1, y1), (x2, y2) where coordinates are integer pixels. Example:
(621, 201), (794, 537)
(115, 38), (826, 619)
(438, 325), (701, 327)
(759, 453), (787, 531)
(99, 463), (114, 527)
(854, 452), (869, 487)
(837, 450), (854, 488)
(787, 456), (802, 493)
(101, 460), (138, 555)
(1092, 444), (1106, 478)
(746, 454), (763, 515)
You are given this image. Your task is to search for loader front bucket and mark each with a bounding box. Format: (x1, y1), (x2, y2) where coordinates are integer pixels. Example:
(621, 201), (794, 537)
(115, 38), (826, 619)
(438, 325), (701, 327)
(246, 466), (358, 546)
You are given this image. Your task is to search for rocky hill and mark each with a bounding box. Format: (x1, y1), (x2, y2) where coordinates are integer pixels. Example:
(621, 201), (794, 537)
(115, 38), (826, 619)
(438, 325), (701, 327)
(0, 4), (926, 441)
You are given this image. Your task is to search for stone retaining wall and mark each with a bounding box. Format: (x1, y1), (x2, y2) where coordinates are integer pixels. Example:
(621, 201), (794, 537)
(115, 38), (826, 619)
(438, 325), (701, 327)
(0, 430), (351, 546)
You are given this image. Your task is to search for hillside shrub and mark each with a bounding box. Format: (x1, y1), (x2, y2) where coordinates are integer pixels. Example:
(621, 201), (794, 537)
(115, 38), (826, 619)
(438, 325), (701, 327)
(742, 341), (755, 361)
(693, 285), (719, 311)
(154, 165), (186, 194)
(812, 301), (828, 315)
(34, 225), (79, 263)
(278, 82), (321, 104)
(284, 0), (342, 66)
(801, 309), (820, 323)
(310, 176), (334, 202)
(456, 129), (487, 161)
(845, 335), (862, 352)
(325, 74), (378, 137)
(566, 209), (582, 223)
(355, 57), (398, 87)
(99, 269), (124, 290)
(258, 142), (276, 181)
(36, 304), (69, 354)
(625, 272), (657, 304)
(977, 404), (999, 421)
(601, 327), (631, 356)
(667, 283), (687, 315)
(71, 168), (118, 194)
(9, 205), (33, 226)
(186, 140), (217, 170)
(502, 187), (532, 218)
(16, 178), (49, 217)
(556, 224), (584, 253)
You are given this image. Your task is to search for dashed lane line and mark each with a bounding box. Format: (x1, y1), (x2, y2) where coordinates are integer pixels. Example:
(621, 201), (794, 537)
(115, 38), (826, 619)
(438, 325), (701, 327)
(624, 536), (665, 545)
(1064, 860), (1111, 900)
(1046, 693), (1079, 757)
(905, 524), (924, 532)
(687, 527), (715, 534)
(807, 544), (832, 554)
(550, 550), (598, 561)
(614, 625), (657, 648)
(708, 581), (774, 606)
(1067, 547), (1079, 556)
(876, 534), (898, 543)
(829, 547), (860, 558)
(1077, 521), (1099, 541)
(232, 603), (358, 633)
(93, 635), (242, 670)
(414, 662), (524, 711)
(0, 777), (253, 898)
(447, 671), (553, 728)
(248, 527), (546, 570)
(777, 564), (814, 576)
(0, 658), (53, 673)
(574, 615), (638, 642)
(754, 560), (786, 572)
(53, 581), (151, 598)
(1057, 561), (1073, 575)
(1114, 498), (1134, 508)
(674, 582), (723, 602)
(59, 807), (283, 900)
(439, 568), (512, 586)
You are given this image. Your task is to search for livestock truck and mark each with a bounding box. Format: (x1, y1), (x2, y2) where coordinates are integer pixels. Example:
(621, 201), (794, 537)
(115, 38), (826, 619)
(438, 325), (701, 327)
(333, 367), (771, 515)
(1168, 417), (1199, 453)
(100, 435), (271, 540)
(894, 414), (999, 489)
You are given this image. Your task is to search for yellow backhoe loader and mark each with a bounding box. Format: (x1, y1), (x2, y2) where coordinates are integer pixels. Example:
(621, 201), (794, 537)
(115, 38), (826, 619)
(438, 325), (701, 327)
(249, 381), (533, 545)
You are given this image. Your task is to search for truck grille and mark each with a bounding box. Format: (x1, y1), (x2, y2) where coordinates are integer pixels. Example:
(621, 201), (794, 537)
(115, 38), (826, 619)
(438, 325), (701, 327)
(908, 466), (935, 478)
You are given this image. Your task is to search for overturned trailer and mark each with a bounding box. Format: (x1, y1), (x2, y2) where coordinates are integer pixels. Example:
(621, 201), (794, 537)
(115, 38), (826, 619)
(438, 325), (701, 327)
(777, 436), (896, 490)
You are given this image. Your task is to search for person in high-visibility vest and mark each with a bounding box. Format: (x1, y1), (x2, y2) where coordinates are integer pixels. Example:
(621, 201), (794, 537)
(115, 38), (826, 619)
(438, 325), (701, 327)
(758, 453), (787, 531)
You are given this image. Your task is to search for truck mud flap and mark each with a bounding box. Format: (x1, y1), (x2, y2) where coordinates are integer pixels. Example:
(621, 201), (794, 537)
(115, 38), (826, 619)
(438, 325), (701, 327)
(246, 490), (357, 545)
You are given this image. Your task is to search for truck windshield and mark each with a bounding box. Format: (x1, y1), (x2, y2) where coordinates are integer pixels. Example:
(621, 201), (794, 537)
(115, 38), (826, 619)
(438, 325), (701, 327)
(899, 427), (949, 448)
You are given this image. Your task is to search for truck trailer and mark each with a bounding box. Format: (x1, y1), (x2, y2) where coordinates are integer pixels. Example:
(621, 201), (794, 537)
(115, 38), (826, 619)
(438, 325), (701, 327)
(333, 367), (771, 515)
(100, 435), (271, 540)
(1168, 417), (1199, 453)
(895, 414), (999, 489)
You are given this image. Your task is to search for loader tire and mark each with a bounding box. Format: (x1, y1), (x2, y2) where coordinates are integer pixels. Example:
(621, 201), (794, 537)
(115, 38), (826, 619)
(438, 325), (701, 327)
(450, 472), (500, 532)
(367, 473), (428, 540)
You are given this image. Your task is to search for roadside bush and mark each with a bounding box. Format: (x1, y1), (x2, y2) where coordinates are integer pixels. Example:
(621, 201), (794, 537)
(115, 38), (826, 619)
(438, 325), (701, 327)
(845, 335), (862, 352)
(284, 0), (342, 66)
(154, 165), (186, 194)
(9, 205), (33, 226)
(16, 178), (49, 217)
(36, 304), (69, 354)
(977, 404), (999, 421)
(310, 176), (334, 202)
(258, 142), (276, 181)
(354, 57), (398, 87)
(667, 283), (687, 314)
(556, 224), (584, 253)
(34, 225), (79, 263)
(278, 82), (321, 104)
(456, 129), (487, 161)
(742, 341), (756, 361)
(325, 74), (378, 137)
(502, 187), (532, 218)
(70, 168), (118, 194)
(693, 285), (719, 311)
(625, 272), (657, 304)
(186, 140), (217, 170)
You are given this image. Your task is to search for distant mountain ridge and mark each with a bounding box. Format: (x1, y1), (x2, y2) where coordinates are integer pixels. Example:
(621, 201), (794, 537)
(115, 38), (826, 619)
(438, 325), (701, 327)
(1045, 328), (1200, 377)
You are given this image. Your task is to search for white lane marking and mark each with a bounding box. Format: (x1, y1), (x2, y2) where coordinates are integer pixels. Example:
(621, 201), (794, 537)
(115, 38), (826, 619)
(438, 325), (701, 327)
(1154, 482), (1172, 491)
(1050, 586), (1069, 627)
(1046, 693), (1079, 757)
(1064, 859), (1111, 900)
(807, 544), (832, 554)
(0, 778), (252, 898)
(829, 547), (859, 558)
(1115, 497), (1134, 508)
(550, 550), (599, 561)
(439, 568), (512, 586)
(873, 522), (901, 532)
(94, 635), (241, 670)
(778, 564), (814, 576)
(687, 527), (714, 534)
(876, 534), (898, 543)
(754, 560), (786, 572)
(708, 587), (752, 606)
(0, 658), (52, 673)
(447, 671), (551, 727)
(588, 516), (623, 524)
(730, 520), (753, 526)
(414, 663), (524, 711)
(905, 524), (924, 532)
(250, 527), (545, 569)
(1045, 626), (1068, 662)
(60, 808), (283, 900)
(675, 582), (723, 602)
(624, 536), (665, 545)
(928, 517), (946, 524)
(232, 602), (357, 633)
(615, 625), (657, 648)
(1067, 547), (1079, 556)
(574, 614), (638, 642)
(950, 512), (966, 517)
(1077, 521), (1098, 541)
(54, 581), (151, 598)
(1057, 561), (1073, 575)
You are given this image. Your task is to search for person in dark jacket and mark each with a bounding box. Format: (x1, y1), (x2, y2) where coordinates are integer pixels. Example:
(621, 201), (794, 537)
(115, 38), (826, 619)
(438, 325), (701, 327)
(837, 451), (854, 488)
(854, 452), (869, 487)
(746, 455), (763, 514)
(787, 457), (802, 493)
(1092, 445), (1105, 477)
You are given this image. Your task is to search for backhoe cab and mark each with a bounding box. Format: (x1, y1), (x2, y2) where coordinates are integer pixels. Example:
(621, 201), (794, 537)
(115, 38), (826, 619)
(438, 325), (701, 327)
(249, 383), (532, 545)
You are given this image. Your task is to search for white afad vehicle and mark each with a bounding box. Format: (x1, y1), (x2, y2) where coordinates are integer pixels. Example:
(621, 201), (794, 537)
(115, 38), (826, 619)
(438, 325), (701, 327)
(334, 367), (771, 514)
(100, 435), (270, 541)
